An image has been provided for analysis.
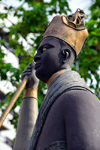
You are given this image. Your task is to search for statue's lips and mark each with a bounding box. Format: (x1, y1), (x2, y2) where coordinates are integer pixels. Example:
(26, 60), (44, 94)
(35, 63), (41, 69)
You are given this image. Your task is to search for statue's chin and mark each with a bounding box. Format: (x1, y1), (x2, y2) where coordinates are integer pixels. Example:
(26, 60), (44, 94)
(35, 71), (49, 83)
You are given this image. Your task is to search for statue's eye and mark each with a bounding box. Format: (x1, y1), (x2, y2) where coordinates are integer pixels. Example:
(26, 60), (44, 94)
(43, 47), (47, 51)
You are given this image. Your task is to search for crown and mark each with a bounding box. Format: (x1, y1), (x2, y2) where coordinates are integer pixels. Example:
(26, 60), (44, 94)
(43, 8), (88, 55)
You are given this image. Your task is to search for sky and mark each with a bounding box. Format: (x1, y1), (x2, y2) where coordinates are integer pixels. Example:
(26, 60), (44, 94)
(2, 0), (91, 13)
(0, 0), (92, 149)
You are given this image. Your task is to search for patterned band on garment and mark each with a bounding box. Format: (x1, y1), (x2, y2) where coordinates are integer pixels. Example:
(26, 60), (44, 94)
(44, 141), (66, 150)
(28, 70), (93, 150)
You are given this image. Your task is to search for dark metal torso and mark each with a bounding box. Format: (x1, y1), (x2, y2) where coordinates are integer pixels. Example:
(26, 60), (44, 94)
(36, 90), (100, 150)
(28, 71), (100, 150)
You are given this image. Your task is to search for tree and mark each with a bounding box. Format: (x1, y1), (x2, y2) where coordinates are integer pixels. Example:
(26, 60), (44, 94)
(0, 0), (71, 130)
(0, 0), (100, 135)
(78, 0), (100, 98)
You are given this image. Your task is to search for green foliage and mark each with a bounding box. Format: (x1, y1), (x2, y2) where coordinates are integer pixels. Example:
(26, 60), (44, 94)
(0, 0), (100, 134)
(77, 0), (100, 97)
(0, 0), (71, 131)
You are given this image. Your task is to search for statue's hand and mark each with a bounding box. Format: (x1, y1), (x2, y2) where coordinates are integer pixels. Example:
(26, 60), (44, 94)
(21, 61), (39, 89)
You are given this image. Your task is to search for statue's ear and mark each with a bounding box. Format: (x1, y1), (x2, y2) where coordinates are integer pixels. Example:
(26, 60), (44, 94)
(61, 49), (71, 63)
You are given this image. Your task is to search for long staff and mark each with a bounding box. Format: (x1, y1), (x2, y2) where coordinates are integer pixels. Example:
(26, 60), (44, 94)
(0, 76), (28, 127)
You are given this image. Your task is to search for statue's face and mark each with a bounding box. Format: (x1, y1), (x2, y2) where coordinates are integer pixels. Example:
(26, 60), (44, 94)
(34, 37), (63, 83)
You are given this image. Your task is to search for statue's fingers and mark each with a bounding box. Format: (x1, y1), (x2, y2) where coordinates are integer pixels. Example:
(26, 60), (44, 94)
(23, 68), (31, 72)
(22, 72), (31, 76)
(21, 72), (31, 79)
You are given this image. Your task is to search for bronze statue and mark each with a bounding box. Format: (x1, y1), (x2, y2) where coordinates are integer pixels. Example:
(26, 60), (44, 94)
(14, 9), (100, 150)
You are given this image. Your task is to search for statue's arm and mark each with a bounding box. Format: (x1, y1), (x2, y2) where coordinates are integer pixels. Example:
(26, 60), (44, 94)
(14, 62), (39, 150)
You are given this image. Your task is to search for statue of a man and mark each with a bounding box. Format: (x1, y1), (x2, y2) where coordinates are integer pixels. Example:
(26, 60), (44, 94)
(14, 9), (100, 150)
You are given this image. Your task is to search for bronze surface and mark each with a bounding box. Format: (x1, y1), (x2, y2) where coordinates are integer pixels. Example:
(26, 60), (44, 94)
(23, 87), (37, 99)
(43, 9), (88, 55)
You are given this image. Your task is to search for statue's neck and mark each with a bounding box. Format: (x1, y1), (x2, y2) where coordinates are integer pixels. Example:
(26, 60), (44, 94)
(46, 70), (65, 87)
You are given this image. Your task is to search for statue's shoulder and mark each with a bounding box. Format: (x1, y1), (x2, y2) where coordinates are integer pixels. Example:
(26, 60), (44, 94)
(57, 89), (90, 103)
(58, 88), (98, 102)
(56, 89), (100, 112)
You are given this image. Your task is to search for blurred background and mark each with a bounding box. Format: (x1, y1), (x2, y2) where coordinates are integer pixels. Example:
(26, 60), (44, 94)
(0, 0), (100, 149)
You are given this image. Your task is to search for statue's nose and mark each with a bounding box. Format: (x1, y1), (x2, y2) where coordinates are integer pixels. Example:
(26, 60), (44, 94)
(34, 52), (41, 62)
